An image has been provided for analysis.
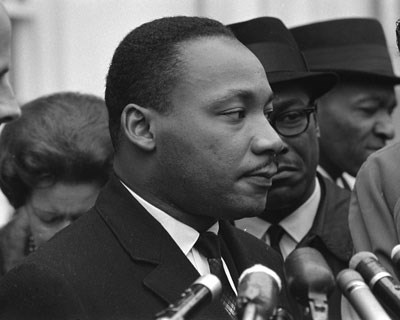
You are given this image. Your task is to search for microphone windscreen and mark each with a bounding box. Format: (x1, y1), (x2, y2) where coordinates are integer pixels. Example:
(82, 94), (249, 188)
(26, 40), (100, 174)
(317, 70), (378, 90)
(284, 247), (335, 305)
(391, 245), (400, 263)
(193, 273), (222, 301)
(237, 264), (282, 319)
(391, 244), (400, 280)
(337, 269), (391, 320)
(349, 251), (377, 270)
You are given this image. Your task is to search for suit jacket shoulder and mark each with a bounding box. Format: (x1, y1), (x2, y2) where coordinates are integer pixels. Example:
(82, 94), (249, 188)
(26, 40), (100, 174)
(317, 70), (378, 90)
(0, 176), (294, 320)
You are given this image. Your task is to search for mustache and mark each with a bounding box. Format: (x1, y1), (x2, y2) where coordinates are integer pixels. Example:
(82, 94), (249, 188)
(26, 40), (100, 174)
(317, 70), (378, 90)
(247, 155), (278, 174)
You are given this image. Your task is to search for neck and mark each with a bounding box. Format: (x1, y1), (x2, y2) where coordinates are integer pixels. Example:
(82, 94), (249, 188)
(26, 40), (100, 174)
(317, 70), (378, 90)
(319, 149), (342, 180)
(118, 174), (218, 233)
(260, 205), (296, 224)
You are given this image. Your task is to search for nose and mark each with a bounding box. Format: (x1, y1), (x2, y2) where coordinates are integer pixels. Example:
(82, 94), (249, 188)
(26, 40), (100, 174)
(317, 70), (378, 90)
(251, 119), (284, 155)
(0, 87), (21, 124)
(374, 112), (395, 141)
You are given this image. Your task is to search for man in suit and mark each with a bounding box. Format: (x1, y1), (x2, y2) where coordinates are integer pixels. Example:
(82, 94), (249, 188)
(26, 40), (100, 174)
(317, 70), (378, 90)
(230, 17), (353, 320)
(0, 2), (22, 225)
(0, 3), (20, 127)
(291, 19), (400, 189)
(0, 16), (293, 320)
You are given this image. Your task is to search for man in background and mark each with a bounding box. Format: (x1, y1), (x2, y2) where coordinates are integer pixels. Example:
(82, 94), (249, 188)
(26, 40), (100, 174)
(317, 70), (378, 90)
(348, 19), (400, 282)
(0, 3), (20, 125)
(230, 17), (352, 320)
(0, 3), (22, 226)
(292, 18), (400, 189)
(0, 16), (296, 320)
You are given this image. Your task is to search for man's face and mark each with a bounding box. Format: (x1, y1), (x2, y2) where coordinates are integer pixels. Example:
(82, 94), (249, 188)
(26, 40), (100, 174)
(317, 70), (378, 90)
(0, 5), (20, 125)
(318, 78), (396, 176)
(266, 83), (319, 214)
(152, 37), (283, 222)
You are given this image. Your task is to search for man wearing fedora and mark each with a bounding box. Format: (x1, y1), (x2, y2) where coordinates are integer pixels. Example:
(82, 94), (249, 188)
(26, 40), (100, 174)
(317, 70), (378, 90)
(292, 18), (400, 190)
(348, 20), (400, 283)
(229, 17), (352, 320)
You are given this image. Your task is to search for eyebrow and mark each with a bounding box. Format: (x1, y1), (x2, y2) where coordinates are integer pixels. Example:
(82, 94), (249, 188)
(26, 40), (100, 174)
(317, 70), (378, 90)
(208, 88), (274, 108)
(356, 94), (397, 108)
(272, 97), (310, 111)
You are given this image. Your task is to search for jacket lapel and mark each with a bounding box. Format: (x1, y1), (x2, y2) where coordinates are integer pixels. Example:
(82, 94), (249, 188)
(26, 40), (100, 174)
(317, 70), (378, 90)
(299, 174), (352, 262)
(95, 175), (229, 319)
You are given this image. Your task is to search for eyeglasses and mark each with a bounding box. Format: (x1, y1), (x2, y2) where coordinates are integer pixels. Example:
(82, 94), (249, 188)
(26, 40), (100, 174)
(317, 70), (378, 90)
(269, 105), (317, 137)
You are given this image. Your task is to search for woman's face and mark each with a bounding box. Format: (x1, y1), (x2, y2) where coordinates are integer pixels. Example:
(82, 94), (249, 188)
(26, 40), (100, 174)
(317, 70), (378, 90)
(25, 181), (102, 248)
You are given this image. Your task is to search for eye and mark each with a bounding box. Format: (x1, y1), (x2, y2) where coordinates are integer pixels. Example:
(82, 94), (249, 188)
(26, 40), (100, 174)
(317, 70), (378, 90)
(222, 109), (245, 120)
(278, 110), (305, 125)
(264, 108), (273, 121)
(40, 214), (64, 225)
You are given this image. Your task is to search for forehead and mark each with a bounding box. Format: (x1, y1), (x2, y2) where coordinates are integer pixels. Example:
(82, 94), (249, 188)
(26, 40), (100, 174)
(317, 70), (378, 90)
(336, 78), (396, 96)
(272, 82), (312, 109)
(0, 7), (11, 54)
(174, 36), (271, 101)
(30, 182), (101, 215)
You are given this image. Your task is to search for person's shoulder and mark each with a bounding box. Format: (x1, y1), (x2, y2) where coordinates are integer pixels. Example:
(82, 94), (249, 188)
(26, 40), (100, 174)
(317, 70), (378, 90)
(362, 141), (400, 172)
(356, 141), (400, 191)
(319, 173), (351, 203)
(22, 206), (109, 271)
(0, 257), (85, 319)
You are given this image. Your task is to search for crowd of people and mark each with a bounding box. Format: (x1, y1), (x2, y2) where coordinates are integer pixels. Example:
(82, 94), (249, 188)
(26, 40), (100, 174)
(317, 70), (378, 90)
(0, 2), (398, 319)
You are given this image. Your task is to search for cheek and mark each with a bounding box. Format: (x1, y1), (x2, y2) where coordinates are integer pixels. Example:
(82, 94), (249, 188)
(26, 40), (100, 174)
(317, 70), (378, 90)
(28, 216), (58, 244)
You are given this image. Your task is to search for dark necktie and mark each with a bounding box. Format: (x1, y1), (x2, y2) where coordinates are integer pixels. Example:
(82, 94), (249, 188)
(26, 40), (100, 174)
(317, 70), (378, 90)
(195, 232), (237, 319)
(262, 224), (285, 257)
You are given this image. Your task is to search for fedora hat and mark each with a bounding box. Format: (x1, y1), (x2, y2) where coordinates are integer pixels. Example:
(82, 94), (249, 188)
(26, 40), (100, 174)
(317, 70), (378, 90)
(291, 18), (400, 84)
(228, 17), (337, 99)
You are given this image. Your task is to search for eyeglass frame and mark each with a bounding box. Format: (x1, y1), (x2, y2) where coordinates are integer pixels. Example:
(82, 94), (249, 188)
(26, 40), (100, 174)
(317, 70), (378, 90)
(268, 103), (318, 138)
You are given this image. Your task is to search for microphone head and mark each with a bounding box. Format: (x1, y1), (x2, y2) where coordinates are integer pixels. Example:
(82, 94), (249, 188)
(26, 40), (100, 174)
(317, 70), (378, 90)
(193, 274), (222, 301)
(336, 269), (365, 291)
(237, 264), (282, 318)
(349, 251), (378, 270)
(284, 247), (335, 305)
(391, 244), (400, 262)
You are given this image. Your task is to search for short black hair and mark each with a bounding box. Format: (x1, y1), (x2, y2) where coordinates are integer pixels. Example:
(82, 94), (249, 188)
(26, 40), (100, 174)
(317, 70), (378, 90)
(105, 16), (235, 150)
(0, 92), (113, 208)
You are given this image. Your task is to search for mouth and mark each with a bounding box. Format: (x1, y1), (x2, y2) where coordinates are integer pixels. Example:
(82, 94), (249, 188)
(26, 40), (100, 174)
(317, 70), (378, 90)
(271, 164), (298, 181)
(244, 164), (278, 187)
(366, 146), (384, 153)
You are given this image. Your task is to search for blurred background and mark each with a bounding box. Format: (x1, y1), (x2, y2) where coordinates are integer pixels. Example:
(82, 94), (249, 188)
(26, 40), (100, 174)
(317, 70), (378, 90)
(5, 0), (400, 126)
(1, 0), (400, 225)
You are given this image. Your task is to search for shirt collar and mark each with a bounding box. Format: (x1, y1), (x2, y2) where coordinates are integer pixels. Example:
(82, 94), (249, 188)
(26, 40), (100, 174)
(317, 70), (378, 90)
(120, 181), (218, 256)
(281, 178), (321, 242)
(236, 178), (321, 243)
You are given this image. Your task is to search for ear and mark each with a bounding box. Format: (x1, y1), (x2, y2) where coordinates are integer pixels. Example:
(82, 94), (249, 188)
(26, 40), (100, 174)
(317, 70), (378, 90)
(120, 104), (155, 151)
(315, 121), (320, 138)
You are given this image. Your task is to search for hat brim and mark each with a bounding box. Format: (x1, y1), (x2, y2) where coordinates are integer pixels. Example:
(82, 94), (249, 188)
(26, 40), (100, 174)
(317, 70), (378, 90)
(326, 69), (400, 85)
(267, 71), (338, 100)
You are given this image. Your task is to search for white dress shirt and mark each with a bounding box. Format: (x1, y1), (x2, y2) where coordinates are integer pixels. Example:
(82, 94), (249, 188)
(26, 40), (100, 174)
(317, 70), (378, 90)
(120, 181), (237, 294)
(317, 165), (355, 190)
(236, 177), (321, 260)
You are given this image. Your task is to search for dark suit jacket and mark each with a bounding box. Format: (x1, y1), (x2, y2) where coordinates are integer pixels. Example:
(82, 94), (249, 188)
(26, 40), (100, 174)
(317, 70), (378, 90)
(298, 174), (353, 320)
(0, 175), (292, 320)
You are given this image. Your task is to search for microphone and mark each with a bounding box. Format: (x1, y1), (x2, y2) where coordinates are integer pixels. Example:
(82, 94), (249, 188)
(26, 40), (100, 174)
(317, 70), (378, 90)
(155, 274), (221, 320)
(284, 247), (335, 320)
(391, 244), (400, 280)
(236, 264), (283, 320)
(336, 269), (391, 320)
(350, 251), (400, 316)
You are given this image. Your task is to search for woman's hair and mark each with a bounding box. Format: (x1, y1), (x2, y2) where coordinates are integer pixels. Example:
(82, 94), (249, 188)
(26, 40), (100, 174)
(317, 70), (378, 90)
(0, 92), (114, 208)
